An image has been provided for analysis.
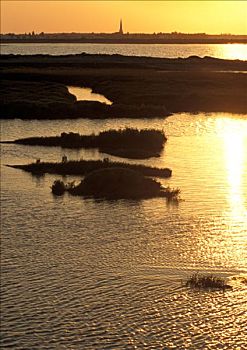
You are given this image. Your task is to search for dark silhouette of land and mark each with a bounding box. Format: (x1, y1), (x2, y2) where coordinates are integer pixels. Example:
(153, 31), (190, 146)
(7, 159), (172, 178)
(1, 54), (247, 118)
(3, 129), (166, 159)
(1, 79), (170, 119)
(1, 32), (247, 44)
(51, 168), (179, 200)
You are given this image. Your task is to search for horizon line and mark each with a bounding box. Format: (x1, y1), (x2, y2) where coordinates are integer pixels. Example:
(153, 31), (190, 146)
(1, 31), (247, 36)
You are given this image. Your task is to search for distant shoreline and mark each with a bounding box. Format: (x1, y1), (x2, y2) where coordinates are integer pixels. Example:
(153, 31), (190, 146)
(1, 38), (247, 45)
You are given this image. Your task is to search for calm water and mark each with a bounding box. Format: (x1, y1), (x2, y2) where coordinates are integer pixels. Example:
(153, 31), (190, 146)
(1, 113), (247, 349)
(1, 43), (247, 60)
(68, 86), (112, 105)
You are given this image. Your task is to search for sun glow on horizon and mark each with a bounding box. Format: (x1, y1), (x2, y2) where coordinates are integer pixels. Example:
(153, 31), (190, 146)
(1, 1), (247, 35)
(222, 44), (247, 61)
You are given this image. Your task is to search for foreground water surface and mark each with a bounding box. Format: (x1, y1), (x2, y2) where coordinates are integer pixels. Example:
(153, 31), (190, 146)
(1, 42), (247, 60)
(1, 113), (247, 349)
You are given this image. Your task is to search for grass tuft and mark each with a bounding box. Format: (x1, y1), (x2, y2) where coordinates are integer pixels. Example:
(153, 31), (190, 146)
(186, 273), (232, 290)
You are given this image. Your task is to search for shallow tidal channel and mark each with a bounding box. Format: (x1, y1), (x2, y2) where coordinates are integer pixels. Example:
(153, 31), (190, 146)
(68, 86), (112, 105)
(1, 112), (247, 349)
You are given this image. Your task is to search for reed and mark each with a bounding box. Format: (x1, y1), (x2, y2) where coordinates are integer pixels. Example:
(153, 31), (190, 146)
(186, 273), (232, 290)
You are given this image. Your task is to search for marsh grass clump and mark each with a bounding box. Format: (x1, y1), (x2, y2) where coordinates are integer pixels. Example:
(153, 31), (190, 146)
(6, 128), (167, 159)
(103, 128), (166, 154)
(163, 186), (181, 202)
(186, 273), (232, 290)
(59, 128), (166, 153)
(10, 128), (167, 158)
(51, 180), (66, 196)
(68, 167), (165, 199)
(50, 168), (179, 200)
(1, 80), (76, 118)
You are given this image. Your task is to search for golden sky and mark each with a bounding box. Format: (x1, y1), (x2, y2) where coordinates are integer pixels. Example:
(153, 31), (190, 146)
(1, 1), (247, 34)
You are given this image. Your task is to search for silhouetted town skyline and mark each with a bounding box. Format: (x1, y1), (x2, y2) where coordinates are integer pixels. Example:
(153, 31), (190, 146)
(1, 19), (246, 44)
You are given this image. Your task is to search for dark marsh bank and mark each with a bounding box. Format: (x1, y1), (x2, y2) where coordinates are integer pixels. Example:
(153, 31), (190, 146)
(7, 159), (172, 178)
(1, 54), (247, 119)
(51, 168), (179, 200)
(5, 128), (166, 159)
(1, 79), (170, 119)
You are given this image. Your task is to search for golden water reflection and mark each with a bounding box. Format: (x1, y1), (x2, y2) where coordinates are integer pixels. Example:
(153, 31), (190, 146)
(217, 119), (247, 227)
(221, 44), (247, 61)
(68, 86), (112, 105)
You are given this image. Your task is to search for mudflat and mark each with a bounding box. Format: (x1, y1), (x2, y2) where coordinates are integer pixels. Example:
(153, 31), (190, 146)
(1, 54), (247, 118)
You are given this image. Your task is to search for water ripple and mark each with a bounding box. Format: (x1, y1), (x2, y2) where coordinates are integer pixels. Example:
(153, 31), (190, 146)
(1, 113), (247, 349)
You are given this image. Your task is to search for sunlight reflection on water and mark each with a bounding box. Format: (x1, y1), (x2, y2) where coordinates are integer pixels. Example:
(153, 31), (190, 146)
(220, 120), (247, 235)
(1, 113), (247, 349)
(221, 43), (247, 61)
(1, 43), (247, 60)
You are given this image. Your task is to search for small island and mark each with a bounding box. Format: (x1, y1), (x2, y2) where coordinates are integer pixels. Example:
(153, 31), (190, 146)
(4, 128), (166, 159)
(7, 158), (172, 178)
(51, 167), (179, 200)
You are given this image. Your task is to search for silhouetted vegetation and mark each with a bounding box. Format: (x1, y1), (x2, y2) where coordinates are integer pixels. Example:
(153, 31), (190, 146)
(97, 128), (166, 151)
(51, 180), (66, 196)
(186, 273), (232, 290)
(1, 79), (170, 119)
(1, 53), (246, 72)
(163, 187), (181, 202)
(1, 54), (246, 118)
(9, 128), (166, 159)
(51, 168), (179, 200)
(2, 33), (246, 45)
(1, 80), (77, 118)
(8, 159), (172, 178)
(69, 168), (164, 199)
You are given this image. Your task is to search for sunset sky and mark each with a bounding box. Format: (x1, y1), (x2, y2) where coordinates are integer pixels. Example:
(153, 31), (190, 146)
(1, 1), (247, 35)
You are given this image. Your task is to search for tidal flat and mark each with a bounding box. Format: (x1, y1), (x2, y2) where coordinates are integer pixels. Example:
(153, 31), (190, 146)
(1, 54), (247, 119)
(1, 50), (247, 349)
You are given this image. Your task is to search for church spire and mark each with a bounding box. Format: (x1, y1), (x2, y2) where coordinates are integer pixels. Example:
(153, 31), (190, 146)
(119, 19), (123, 35)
